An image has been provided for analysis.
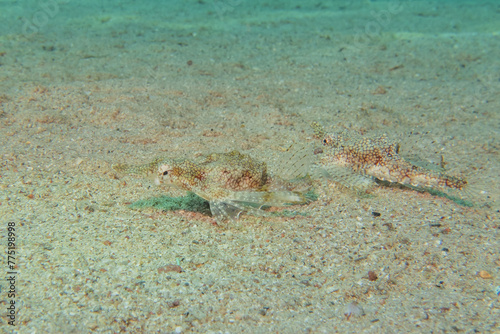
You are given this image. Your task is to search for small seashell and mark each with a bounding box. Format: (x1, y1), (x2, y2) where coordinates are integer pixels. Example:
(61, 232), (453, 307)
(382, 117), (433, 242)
(345, 302), (365, 320)
(478, 270), (493, 279)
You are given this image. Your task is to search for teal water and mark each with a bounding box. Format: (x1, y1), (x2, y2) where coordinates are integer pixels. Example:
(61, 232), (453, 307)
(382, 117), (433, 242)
(1, 0), (498, 84)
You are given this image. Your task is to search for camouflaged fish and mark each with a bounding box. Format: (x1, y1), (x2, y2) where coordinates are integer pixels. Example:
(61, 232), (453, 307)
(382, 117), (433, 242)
(114, 148), (312, 222)
(311, 122), (478, 203)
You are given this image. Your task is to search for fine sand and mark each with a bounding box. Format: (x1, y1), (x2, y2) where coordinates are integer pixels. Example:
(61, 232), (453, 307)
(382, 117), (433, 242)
(1, 0), (499, 333)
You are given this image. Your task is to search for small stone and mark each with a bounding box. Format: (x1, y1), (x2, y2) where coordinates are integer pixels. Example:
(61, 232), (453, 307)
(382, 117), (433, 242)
(478, 270), (493, 279)
(373, 85), (387, 95)
(345, 302), (365, 319)
(168, 300), (181, 308)
(326, 286), (339, 294)
(158, 264), (183, 274)
(368, 271), (378, 281)
(42, 243), (54, 250)
(314, 148), (323, 155)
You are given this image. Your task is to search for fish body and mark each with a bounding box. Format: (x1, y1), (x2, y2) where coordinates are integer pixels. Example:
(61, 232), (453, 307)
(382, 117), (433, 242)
(311, 122), (469, 200)
(114, 150), (310, 222)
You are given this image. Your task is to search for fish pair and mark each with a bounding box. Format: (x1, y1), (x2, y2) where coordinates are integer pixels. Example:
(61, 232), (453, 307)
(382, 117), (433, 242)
(114, 123), (488, 223)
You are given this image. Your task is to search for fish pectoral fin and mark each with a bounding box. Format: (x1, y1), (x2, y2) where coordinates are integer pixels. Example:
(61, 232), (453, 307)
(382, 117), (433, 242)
(230, 190), (308, 207)
(209, 200), (246, 222)
(274, 143), (315, 180)
(313, 164), (375, 191)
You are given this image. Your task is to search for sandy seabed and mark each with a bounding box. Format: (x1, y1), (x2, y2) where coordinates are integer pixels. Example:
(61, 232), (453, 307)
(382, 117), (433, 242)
(0, 0), (499, 333)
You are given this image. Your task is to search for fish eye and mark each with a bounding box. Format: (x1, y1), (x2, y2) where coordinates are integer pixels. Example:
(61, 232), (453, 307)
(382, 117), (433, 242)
(158, 164), (171, 177)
